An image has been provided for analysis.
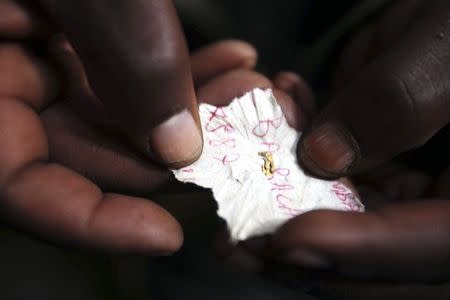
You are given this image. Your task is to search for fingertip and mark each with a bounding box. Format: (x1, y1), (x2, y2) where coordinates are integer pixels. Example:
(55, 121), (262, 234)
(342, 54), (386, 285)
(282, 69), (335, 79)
(93, 194), (184, 254)
(225, 40), (258, 69)
(143, 214), (184, 254)
(149, 108), (203, 169)
(272, 89), (304, 130)
(146, 200), (184, 254)
(273, 72), (303, 95)
(191, 40), (258, 84)
(156, 216), (184, 253)
(196, 69), (272, 106)
(298, 123), (360, 179)
(273, 71), (316, 117)
(214, 40), (258, 69)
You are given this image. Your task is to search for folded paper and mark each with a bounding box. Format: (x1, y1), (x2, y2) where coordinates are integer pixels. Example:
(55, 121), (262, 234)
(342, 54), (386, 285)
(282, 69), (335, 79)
(172, 88), (364, 241)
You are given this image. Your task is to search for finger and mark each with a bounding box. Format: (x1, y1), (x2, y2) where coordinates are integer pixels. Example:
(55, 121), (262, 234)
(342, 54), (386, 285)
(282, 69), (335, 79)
(196, 69), (302, 129)
(272, 201), (450, 280)
(298, 1), (450, 179)
(353, 163), (433, 202)
(41, 101), (170, 195)
(0, 0), (50, 38)
(273, 72), (316, 117)
(0, 43), (59, 110)
(273, 71), (316, 129)
(191, 40), (258, 85)
(38, 0), (201, 168)
(273, 89), (304, 131)
(196, 69), (272, 105)
(0, 97), (182, 252)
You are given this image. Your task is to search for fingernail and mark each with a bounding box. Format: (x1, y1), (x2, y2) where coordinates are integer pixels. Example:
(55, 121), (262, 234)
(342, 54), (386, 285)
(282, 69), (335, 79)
(149, 109), (202, 168)
(300, 123), (357, 178)
(282, 249), (331, 270)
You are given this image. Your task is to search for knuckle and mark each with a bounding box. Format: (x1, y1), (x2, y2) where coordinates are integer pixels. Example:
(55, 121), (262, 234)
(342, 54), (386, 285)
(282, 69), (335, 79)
(386, 74), (419, 125)
(389, 72), (441, 147)
(0, 99), (47, 189)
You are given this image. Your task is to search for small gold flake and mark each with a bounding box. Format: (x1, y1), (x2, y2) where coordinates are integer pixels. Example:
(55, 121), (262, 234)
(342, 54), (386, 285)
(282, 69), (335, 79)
(259, 152), (275, 177)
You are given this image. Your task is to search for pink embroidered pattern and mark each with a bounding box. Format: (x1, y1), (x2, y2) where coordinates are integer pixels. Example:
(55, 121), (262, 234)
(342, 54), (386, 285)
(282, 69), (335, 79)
(260, 141), (281, 152)
(206, 107), (241, 166)
(180, 168), (196, 182)
(214, 153), (241, 165)
(205, 107), (234, 133)
(276, 195), (302, 216)
(268, 167), (301, 216)
(252, 117), (283, 138)
(209, 138), (236, 148)
(331, 182), (362, 212)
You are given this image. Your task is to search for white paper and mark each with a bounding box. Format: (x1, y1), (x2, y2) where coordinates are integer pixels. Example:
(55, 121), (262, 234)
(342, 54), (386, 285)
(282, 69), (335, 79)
(172, 88), (364, 241)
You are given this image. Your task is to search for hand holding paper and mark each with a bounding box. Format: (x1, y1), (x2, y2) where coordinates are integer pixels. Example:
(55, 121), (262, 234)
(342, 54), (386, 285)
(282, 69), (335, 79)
(173, 89), (363, 241)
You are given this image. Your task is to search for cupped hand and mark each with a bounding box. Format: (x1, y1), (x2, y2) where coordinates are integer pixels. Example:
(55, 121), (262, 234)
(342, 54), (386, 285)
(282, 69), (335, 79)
(298, 0), (449, 179)
(233, 0), (450, 282)
(0, 0), (280, 254)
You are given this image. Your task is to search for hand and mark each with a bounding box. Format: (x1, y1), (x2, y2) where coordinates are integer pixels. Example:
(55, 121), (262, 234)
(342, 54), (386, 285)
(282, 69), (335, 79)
(10, 0), (202, 166)
(253, 0), (450, 282)
(298, 0), (449, 179)
(0, 0), (199, 253)
(0, 0), (271, 253)
(217, 105), (449, 297)
(263, 165), (450, 299)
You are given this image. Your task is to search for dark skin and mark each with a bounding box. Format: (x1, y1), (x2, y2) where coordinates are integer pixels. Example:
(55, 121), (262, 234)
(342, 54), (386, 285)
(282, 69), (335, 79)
(0, 0), (304, 254)
(35, 0), (203, 168)
(227, 0), (450, 285)
(1, 0), (449, 289)
(0, 0), (199, 253)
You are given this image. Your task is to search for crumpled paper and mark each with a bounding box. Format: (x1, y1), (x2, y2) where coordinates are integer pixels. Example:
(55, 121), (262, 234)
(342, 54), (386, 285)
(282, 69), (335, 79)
(173, 88), (364, 241)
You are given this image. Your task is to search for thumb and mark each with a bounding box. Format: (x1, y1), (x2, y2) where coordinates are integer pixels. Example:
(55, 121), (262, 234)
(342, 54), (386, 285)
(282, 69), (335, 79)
(298, 1), (450, 179)
(38, 0), (201, 168)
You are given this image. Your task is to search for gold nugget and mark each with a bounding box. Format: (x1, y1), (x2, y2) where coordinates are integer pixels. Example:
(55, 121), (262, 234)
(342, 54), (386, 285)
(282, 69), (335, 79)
(259, 152), (275, 176)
